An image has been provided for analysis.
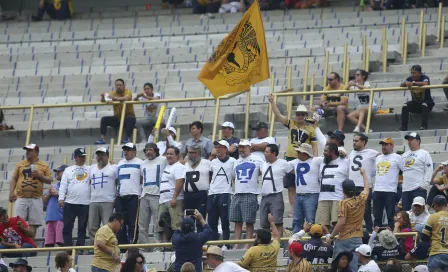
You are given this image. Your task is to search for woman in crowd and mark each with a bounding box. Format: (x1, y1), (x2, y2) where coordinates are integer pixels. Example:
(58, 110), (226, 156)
(120, 253), (146, 272)
(393, 211), (414, 253)
(327, 251), (352, 272)
(55, 252), (75, 272)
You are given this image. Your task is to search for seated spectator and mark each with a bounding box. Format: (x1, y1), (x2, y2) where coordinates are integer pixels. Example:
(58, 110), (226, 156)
(286, 242), (312, 272)
(181, 262), (196, 272)
(405, 241), (430, 261)
(288, 223), (333, 264)
(356, 244), (380, 272)
(32, 0), (72, 21)
(398, 65), (433, 131)
(0, 207), (36, 257)
(192, 0), (220, 19)
(383, 258), (402, 272)
(327, 251), (352, 272)
(96, 79), (136, 144)
(249, 122), (276, 161)
(428, 161), (448, 206)
(393, 211), (414, 253)
(120, 253), (146, 272)
(219, 0), (243, 13)
(148, 127), (182, 156)
(368, 227), (404, 261)
(407, 196), (430, 230)
(55, 252), (75, 272)
(134, 83), (161, 143)
(181, 121), (213, 160)
(8, 259), (32, 272)
(206, 246), (249, 271)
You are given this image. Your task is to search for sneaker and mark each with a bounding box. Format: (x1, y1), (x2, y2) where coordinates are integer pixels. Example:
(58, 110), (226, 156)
(353, 126), (361, 133)
(207, 13), (215, 19)
(420, 126), (427, 130)
(121, 138), (130, 144)
(397, 127), (407, 131)
(95, 139), (106, 144)
(368, 129), (373, 133)
(153, 247), (163, 253)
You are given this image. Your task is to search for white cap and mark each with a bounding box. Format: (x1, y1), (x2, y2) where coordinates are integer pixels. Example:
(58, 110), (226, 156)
(23, 143), (38, 150)
(96, 147), (109, 154)
(441, 160), (448, 166)
(221, 121), (235, 129)
(238, 139), (251, 146)
(294, 143), (313, 157)
(214, 140), (230, 149)
(355, 244), (372, 257)
(122, 143), (136, 150)
(414, 265), (429, 272)
(296, 104), (308, 112)
(168, 127), (177, 135)
(412, 196), (426, 206)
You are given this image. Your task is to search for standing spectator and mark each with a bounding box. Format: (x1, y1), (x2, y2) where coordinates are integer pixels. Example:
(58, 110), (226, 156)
(54, 252), (75, 272)
(10, 143), (52, 238)
(0, 207), (36, 257)
(184, 144), (211, 232)
(428, 160), (448, 206)
(58, 148), (90, 247)
(89, 148), (117, 247)
(348, 133), (378, 232)
(356, 244), (381, 272)
(120, 253), (146, 272)
(260, 144), (293, 237)
(43, 164), (68, 247)
(172, 210), (212, 272)
(408, 196), (430, 230)
(219, 0), (243, 12)
(182, 121), (213, 160)
(373, 137), (403, 229)
(368, 227), (404, 261)
(327, 252), (352, 272)
(95, 79), (136, 144)
(231, 140), (263, 249)
(288, 223), (333, 264)
(327, 168), (369, 272)
(208, 140), (236, 243)
(31, 0), (72, 21)
(148, 127), (182, 156)
(249, 122), (276, 161)
(401, 132), (433, 211)
(158, 147), (186, 242)
(218, 121), (240, 159)
(398, 65), (434, 131)
(316, 143), (349, 229)
(393, 211), (414, 253)
(327, 130), (345, 147)
(138, 143), (167, 247)
(206, 246), (249, 271)
(443, 74), (448, 111)
(134, 83), (161, 143)
(116, 143), (143, 245)
(8, 259), (32, 272)
(286, 242), (312, 272)
(92, 213), (124, 272)
(238, 214), (281, 271)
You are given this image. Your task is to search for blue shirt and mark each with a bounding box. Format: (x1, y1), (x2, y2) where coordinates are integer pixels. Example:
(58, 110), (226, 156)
(44, 183), (63, 222)
(224, 137), (240, 159)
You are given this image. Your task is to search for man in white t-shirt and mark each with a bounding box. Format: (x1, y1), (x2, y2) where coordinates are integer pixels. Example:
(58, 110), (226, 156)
(356, 244), (381, 272)
(116, 143), (143, 245)
(408, 196), (430, 231)
(249, 122), (276, 161)
(373, 137), (403, 229)
(289, 143), (323, 233)
(315, 143), (349, 229)
(138, 143), (167, 246)
(348, 133), (378, 232)
(89, 147), (117, 246)
(260, 144), (293, 237)
(208, 140), (236, 243)
(134, 82), (161, 143)
(230, 140), (263, 249)
(402, 132), (433, 211)
(147, 126), (182, 156)
(206, 246), (248, 272)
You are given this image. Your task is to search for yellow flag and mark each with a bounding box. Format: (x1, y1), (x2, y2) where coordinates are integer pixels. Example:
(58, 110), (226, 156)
(198, 0), (270, 98)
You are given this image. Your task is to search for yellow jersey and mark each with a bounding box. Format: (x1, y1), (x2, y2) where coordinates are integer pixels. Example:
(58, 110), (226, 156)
(284, 119), (317, 158)
(13, 160), (51, 198)
(110, 89), (135, 119)
(238, 240), (280, 272)
(423, 210), (448, 256)
(322, 84), (346, 103)
(337, 191), (368, 240)
(286, 258), (312, 272)
(92, 225), (120, 271)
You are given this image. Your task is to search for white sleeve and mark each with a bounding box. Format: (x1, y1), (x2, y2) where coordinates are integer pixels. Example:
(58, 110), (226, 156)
(268, 137), (276, 144)
(424, 152), (434, 186)
(174, 164), (186, 180)
(166, 135), (176, 147)
(58, 170), (69, 201)
(397, 155), (404, 171)
(315, 127), (327, 151)
(364, 81), (371, 88)
(283, 160), (294, 173)
(288, 230), (306, 244)
(147, 134), (155, 144)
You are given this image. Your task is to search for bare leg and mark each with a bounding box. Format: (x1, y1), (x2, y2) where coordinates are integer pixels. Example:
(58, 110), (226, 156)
(287, 187), (295, 216)
(336, 105), (347, 131)
(233, 222), (243, 249)
(347, 110), (359, 126)
(244, 223), (254, 249)
(357, 107), (369, 131)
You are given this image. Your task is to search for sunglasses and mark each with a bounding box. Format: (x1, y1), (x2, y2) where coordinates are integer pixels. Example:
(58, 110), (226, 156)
(327, 78), (334, 81)
(296, 113), (306, 117)
(136, 261), (144, 265)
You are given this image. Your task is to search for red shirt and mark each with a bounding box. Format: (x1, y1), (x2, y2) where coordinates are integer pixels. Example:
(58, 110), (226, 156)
(0, 217), (36, 247)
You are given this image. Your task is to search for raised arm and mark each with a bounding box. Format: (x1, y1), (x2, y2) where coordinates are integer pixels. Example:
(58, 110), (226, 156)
(267, 93), (288, 125)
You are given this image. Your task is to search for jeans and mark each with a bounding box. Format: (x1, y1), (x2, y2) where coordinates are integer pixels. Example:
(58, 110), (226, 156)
(373, 191), (397, 229)
(207, 194), (231, 241)
(0, 243), (36, 257)
(63, 203), (89, 247)
(293, 193), (319, 233)
(192, 0), (220, 14)
(333, 237), (363, 272)
(91, 266), (110, 272)
(100, 115), (136, 140)
(402, 187), (427, 211)
(428, 254), (448, 271)
(184, 190), (208, 232)
(356, 188), (373, 232)
(115, 195), (139, 245)
(136, 115), (157, 142)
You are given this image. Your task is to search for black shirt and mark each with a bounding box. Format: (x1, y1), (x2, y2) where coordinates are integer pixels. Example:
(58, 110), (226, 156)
(299, 237), (333, 264)
(404, 75), (432, 102)
(372, 245), (404, 261)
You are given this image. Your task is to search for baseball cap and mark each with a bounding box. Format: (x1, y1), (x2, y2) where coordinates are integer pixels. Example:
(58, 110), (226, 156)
(122, 143), (136, 150)
(0, 207), (6, 215)
(238, 139), (251, 147)
(214, 140), (230, 149)
(342, 179), (356, 196)
(254, 122), (269, 130)
(355, 244), (372, 257)
(404, 132), (421, 141)
(206, 246), (224, 257)
(412, 196), (426, 206)
(414, 265), (429, 272)
(95, 147), (109, 155)
(23, 143), (39, 152)
(295, 143), (313, 157)
(433, 195), (448, 206)
(53, 164), (68, 172)
(181, 217), (195, 233)
(9, 259), (32, 271)
(73, 148), (87, 157)
(221, 121), (235, 129)
(310, 224), (323, 236)
(288, 242), (304, 256)
(441, 160), (448, 166)
(327, 130), (345, 141)
(379, 137), (394, 145)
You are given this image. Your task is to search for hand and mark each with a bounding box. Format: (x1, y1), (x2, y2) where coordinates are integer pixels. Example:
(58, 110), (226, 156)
(50, 188), (58, 196)
(58, 200), (65, 208)
(210, 148), (217, 158)
(406, 81), (413, 88)
(373, 226), (380, 233)
(39, 0), (44, 8)
(194, 209), (204, 221)
(111, 96), (117, 101)
(348, 81), (356, 87)
(394, 221), (401, 228)
(359, 168), (366, 176)
(303, 222), (312, 233)
(14, 244), (21, 249)
(338, 150), (347, 158)
(267, 93), (274, 104)
(9, 192), (16, 203)
(322, 101), (329, 109)
(268, 213), (275, 224)
(161, 128), (170, 137)
(31, 170), (41, 179)
(438, 165), (445, 171)
(17, 219), (23, 229)
(170, 198), (177, 208)
(326, 235), (333, 245)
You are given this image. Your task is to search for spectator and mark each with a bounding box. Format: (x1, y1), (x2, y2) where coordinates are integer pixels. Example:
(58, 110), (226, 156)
(134, 83), (161, 143)
(249, 122), (276, 161)
(208, 140), (236, 243)
(383, 258), (402, 272)
(138, 143), (167, 248)
(158, 147), (186, 242)
(193, 0), (220, 19)
(238, 214), (281, 272)
(313, 72), (348, 131)
(182, 121), (213, 160)
(443, 74), (448, 111)
(172, 210), (212, 272)
(219, 0), (243, 13)
(217, 121), (240, 159)
(31, 0), (72, 21)
(347, 70), (377, 133)
(373, 137), (403, 229)
(10, 143), (52, 238)
(8, 259), (32, 272)
(414, 265), (429, 272)
(288, 223), (333, 264)
(316, 143), (349, 229)
(393, 211), (413, 253)
(148, 127), (182, 156)
(405, 240), (430, 261)
(369, 0), (384, 10)
(401, 132), (433, 211)
(408, 196), (430, 230)
(348, 133), (378, 232)
(356, 244), (381, 272)
(120, 253), (145, 272)
(230, 140), (263, 249)
(0, 207), (36, 257)
(327, 169), (369, 272)
(96, 79), (136, 144)
(289, 144), (322, 233)
(92, 213), (124, 272)
(368, 227), (404, 261)
(428, 160), (448, 206)
(326, 130), (345, 147)
(58, 148), (90, 248)
(398, 65), (434, 130)
(43, 164), (68, 247)
(206, 246), (249, 271)
(423, 195), (448, 271)
(327, 251), (352, 272)
(55, 252), (75, 272)
(180, 262), (196, 272)
(116, 143), (143, 245)
(286, 242), (312, 272)
(184, 144), (211, 232)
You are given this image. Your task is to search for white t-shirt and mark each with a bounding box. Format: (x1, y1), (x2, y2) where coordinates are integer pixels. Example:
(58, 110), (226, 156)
(214, 261), (249, 272)
(374, 153), (403, 193)
(349, 81), (377, 108)
(147, 134), (182, 156)
(117, 158), (143, 197)
(159, 162), (186, 204)
(249, 137), (276, 160)
(89, 163), (118, 203)
(59, 165), (91, 205)
(358, 260), (381, 272)
(210, 157), (236, 195)
(139, 92), (162, 107)
(234, 155), (263, 194)
(184, 159), (211, 193)
(260, 159), (293, 196)
(289, 157), (323, 194)
(408, 210), (430, 226)
(348, 149), (379, 188)
(141, 156), (167, 197)
(319, 157), (349, 201)
(402, 149), (433, 192)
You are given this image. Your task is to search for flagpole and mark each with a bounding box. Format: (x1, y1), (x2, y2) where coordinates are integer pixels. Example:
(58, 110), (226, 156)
(212, 98), (221, 141)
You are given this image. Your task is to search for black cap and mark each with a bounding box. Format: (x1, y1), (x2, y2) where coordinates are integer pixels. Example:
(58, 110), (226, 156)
(0, 207), (6, 215)
(342, 179), (356, 196)
(9, 259), (32, 272)
(181, 217), (195, 233)
(434, 195), (448, 206)
(327, 130), (346, 141)
(254, 122), (269, 130)
(404, 132), (421, 141)
(53, 164), (68, 172)
(73, 148), (87, 157)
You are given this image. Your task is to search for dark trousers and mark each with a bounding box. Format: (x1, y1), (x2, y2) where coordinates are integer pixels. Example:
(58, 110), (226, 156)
(115, 195), (139, 245)
(36, 1), (71, 20)
(63, 203), (89, 247)
(401, 100), (434, 129)
(443, 78), (448, 100)
(192, 0), (220, 14)
(427, 185), (448, 206)
(100, 115), (136, 139)
(184, 190), (208, 232)
(356, 187), (373, 232)
(207, 194), (230, 241)
(402, 187), (427, 211)
(373, 191), (397, 229)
